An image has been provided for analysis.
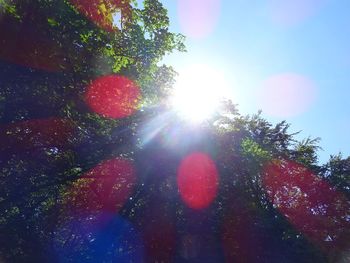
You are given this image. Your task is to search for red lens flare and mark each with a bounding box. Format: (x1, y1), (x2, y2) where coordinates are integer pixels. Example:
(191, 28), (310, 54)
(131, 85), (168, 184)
(66, 158), (136, 215)
(178, 0), (221, 39)
(222, 211), (265, 263)
(142, 207), (176, 262)
(177, 152), (219, 210)
(263, 159), (350, 251)
(69, 0), (131, 31)
(0, 118), (75, 152)
(0, 16), (69, 71)
(85, 75), (141, 119)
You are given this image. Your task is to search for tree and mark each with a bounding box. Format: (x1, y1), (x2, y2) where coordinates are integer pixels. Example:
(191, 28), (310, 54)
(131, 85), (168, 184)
(0, 0), (185, 261)
(0, 1), (349, 262)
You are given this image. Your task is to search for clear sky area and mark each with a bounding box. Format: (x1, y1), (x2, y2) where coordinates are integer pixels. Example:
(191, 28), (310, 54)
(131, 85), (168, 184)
(159, 0), (350, 164)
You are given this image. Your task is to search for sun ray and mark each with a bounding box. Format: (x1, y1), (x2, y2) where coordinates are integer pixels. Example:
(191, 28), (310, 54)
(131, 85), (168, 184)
(170, 64), (230, 122)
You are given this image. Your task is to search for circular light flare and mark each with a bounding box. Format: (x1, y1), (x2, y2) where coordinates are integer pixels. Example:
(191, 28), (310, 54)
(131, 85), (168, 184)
(263, 159), (350, 250)
(53, 214), (144, 262)
(66, 158), (137, 214)
(177, 152), (219, 210)
(178, 0), (221, 39)
(69, 0), (130, 31)
(85, 75), (141, 119)
(222, 211), (264, 262)
(171, 64), (230, 123)
(267, 0), (325, 27)
(0, 16), (69, 71)
(257, 73), (316, 118)
(0, 118), (75, 152)
(142, 209), (176, 262)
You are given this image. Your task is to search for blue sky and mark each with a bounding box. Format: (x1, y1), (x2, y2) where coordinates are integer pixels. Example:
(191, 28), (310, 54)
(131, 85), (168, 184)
(159, 0), (350, 164)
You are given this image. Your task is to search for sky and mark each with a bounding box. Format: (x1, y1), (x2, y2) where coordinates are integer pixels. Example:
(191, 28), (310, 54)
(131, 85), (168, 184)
(159, 0), (350, 164)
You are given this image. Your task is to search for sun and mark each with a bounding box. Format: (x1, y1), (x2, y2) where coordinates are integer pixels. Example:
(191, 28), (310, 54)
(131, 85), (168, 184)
(170, 64), (230, 122)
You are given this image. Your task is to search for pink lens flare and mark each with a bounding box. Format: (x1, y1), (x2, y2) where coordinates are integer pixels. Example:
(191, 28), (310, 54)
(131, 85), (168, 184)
(257, 73), (316, 118)
(178, 0), (221, 39)
(267, 0), (326, 27)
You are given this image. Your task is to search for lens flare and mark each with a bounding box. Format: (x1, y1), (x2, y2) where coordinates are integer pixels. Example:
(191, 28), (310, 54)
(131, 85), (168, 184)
(85, 75), (141, 119)
(0, 118), (75, 152)
(142, 205), (176, 262)
(69, 0), (131, 31)
(177, 152), (219, 209)
(53, 214), (144, 262)
(0, 15), (68, 71)
(66, 158), (136, 214)
(178, 0), (221, 38)
(263, 159), (350, 251)
(222, 210), (265, 262)
(267, 0), (325, 27)
(257, 73), (316, 117)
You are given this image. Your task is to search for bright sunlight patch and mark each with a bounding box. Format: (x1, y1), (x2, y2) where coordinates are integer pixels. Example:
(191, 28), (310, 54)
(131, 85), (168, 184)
(170, 64), (230, 123)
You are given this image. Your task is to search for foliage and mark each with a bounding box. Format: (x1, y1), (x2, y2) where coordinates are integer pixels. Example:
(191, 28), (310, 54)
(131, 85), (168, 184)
(0, 1), (349, 262)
